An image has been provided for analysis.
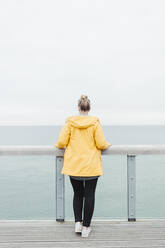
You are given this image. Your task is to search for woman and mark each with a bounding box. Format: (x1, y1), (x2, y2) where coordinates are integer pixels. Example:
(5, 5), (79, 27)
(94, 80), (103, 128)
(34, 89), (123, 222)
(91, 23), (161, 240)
(54, 95), (112, 238)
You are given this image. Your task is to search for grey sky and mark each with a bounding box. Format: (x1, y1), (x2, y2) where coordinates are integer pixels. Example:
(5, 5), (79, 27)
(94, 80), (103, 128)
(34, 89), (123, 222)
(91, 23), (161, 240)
(0, 0), (165, 125)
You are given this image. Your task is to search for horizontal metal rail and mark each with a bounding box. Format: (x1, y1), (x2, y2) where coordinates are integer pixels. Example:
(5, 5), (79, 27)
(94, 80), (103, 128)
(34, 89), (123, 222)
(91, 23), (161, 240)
(0, 145), (165, 155)
(0, 145), (165, 222)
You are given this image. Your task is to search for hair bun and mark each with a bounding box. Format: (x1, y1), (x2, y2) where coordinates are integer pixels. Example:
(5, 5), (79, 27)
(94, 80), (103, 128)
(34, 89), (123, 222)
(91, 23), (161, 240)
(81, 95), (88, 101)
(78, 94), (91, 112)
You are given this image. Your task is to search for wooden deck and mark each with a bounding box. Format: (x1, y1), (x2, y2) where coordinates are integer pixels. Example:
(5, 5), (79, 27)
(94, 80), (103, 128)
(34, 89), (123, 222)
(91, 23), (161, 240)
(0, 220), (165, 247)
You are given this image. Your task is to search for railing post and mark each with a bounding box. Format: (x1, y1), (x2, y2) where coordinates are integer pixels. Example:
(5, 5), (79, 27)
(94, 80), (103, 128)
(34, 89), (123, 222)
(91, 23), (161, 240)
(56, 156), (65, 222)
(127, 155), (136, 221)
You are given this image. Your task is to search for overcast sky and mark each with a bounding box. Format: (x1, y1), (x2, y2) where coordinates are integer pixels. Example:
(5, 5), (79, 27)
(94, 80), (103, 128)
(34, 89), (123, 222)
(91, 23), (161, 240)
(0, 0), (165, 125)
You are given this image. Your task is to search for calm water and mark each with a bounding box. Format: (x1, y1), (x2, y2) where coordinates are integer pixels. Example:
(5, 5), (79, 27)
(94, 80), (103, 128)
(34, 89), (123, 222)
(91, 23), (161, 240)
(0, 125), (165, 220)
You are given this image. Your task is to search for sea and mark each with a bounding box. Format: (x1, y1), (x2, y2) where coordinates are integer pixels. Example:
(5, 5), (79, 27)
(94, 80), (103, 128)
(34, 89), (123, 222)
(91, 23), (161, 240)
(0, 125), (165, 220)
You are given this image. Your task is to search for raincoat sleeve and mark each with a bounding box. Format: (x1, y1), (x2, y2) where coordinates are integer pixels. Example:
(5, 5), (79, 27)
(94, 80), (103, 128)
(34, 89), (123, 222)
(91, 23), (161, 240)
(54, 119), (71, 149)
(94, 119), (112, 150)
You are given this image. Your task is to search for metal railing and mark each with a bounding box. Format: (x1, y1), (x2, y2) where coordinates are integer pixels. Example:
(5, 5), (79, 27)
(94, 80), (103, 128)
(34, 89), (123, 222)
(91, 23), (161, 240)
(0, 145), (165, 222)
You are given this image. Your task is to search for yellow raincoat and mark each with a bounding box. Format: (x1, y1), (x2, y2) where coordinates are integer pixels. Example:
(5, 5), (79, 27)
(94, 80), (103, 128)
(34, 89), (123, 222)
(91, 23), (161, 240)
(54, 115), (112, 176)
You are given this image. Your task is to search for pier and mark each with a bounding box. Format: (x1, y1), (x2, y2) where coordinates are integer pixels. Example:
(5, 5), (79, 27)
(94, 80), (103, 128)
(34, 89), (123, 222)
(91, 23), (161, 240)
(0, 145), (165, 247)
(1, 219), (165, 247)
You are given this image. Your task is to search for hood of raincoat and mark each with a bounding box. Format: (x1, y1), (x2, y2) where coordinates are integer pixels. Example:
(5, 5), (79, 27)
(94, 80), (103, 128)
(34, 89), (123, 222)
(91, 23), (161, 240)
(66, 115), (99, 129)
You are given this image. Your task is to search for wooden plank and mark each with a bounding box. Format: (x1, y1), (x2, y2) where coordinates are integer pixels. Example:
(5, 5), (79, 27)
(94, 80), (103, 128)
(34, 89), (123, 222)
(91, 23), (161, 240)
(1, 219), (165, 226)
(1, 240), (165, 248)
(0, 220), (164, 248)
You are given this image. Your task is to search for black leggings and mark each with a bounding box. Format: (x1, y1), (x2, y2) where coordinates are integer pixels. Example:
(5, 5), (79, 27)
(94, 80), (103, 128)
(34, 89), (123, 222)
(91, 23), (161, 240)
(69, 177), (98, 227)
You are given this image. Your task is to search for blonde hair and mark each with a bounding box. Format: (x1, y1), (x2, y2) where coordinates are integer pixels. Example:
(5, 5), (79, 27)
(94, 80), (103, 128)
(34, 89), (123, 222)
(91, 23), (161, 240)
(78, 95), (91, 112)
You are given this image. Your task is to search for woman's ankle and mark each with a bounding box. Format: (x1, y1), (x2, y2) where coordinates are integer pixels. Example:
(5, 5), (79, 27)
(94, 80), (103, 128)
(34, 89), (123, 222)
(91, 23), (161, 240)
(83, 225), (90, 228)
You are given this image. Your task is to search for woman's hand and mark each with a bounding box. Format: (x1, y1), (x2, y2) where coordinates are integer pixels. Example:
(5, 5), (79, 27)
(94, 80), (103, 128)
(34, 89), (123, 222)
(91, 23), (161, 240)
(106, 144), (112, 149)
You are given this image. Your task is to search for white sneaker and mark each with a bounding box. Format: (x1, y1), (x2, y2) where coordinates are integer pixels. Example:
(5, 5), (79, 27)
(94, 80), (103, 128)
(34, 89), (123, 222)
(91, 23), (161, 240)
(81, 226), (92, 238)
(75, 221), (83, 233)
